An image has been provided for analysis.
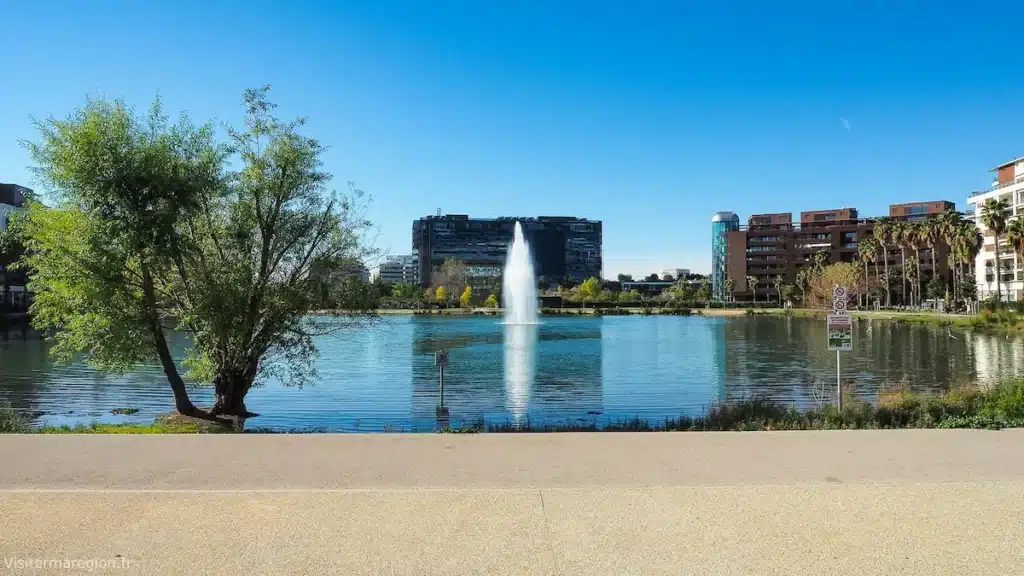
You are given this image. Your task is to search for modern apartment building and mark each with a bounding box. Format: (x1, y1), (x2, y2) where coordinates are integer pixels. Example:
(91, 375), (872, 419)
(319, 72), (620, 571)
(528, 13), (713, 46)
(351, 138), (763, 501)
(722, 202), (954, 301)
(0, 183), (29, 231)
(967, 157), (1024, 301)
(412, 215), (602, 289)
(0, 183), (31, 311)
(378, 254), (420, 285)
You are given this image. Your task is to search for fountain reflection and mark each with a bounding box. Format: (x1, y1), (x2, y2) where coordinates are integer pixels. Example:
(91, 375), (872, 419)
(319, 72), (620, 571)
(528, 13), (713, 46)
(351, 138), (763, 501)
(503, 323), (537, 423)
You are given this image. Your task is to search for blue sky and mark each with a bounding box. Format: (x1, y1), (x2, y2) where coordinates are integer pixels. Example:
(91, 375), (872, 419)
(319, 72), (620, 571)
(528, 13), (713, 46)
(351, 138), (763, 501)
(3, 1), (1022, 276)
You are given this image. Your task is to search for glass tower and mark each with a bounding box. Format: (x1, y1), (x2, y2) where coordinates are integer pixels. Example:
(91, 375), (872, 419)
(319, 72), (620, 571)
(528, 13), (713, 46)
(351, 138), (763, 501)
(711, 212), (740, 302)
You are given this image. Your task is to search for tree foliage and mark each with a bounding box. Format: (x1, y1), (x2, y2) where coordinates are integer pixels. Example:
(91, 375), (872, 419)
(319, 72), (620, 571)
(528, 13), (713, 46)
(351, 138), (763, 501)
(806, 262), (864, 309)
(578, 277), (601, 303)
(18, 87), (375, 425)
(432, 258), (466, 301)
(391, 282), (420, 300)
(459, 285), (473, 308)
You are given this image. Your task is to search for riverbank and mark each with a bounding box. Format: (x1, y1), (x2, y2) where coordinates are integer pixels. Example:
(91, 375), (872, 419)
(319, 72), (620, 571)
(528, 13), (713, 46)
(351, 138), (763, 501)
(370, 306), (986, 321)
(6, 380), (1022, 434)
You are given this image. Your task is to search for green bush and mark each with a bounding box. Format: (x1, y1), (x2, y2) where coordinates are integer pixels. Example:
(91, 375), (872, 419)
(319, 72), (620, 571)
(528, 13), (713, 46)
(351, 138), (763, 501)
(480, 379), (1024, 433)
(979, 380), (1024, 419)
(0, 402), (30, 433)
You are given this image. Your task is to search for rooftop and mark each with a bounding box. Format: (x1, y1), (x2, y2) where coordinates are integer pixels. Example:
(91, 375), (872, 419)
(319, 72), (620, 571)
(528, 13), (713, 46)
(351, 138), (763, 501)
(418, 214), (596, 222)
(991, 157), (1024, 171)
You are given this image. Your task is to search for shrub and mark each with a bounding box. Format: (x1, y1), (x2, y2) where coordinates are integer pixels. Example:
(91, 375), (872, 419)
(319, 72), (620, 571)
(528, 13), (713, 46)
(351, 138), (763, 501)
(979, 380), (1024, 419)
(0, 402), (30, 433)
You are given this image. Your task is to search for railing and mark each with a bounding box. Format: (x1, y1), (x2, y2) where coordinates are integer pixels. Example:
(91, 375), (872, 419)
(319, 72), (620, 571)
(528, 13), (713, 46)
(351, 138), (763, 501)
(995, 174), (1024, 190)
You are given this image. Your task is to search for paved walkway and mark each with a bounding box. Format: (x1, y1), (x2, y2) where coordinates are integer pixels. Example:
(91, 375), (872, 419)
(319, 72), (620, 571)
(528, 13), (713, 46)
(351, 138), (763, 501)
(1, 431), (1023, 575)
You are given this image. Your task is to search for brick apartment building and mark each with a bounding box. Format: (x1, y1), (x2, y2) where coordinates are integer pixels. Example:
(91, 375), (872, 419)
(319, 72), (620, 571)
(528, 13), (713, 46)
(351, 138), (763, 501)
(724, 201), (954, 301)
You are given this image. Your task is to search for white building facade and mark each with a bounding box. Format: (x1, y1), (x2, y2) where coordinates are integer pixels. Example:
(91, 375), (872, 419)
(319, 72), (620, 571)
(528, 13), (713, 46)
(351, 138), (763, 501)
(378, 254), (420, 285)
(967, 157), (1024, 301)
(662, 268), (690, 280)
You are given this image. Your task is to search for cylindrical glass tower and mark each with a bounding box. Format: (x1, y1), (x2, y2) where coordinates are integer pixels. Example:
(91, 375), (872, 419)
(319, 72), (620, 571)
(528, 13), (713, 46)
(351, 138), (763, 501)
(711, 212), (740, 302)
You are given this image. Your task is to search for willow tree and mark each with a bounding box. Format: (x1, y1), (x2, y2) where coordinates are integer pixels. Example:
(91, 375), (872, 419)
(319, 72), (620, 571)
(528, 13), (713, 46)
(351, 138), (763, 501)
(19, 87), (374, 427)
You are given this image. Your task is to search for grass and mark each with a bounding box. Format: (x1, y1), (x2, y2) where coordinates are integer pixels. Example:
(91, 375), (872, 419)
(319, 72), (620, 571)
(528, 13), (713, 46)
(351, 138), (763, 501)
(37, 422), (224, 434)
(472, 380), (1024, 433)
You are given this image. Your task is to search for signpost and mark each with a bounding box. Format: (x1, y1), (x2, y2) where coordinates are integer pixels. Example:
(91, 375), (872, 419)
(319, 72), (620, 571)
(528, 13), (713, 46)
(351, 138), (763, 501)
(828, 286), (852, 410)
(435, 350), (450, 419)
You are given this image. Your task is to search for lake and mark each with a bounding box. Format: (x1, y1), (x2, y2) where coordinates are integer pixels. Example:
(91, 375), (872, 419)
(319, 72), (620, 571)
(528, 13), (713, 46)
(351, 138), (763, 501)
(2, 315), (1023, 431)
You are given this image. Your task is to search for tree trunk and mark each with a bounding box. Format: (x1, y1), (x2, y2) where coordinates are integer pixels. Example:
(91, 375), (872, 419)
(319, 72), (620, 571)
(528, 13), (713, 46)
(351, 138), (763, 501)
(863, 261), (869, 308)
(900, 248), (907, 305)
(140, 263), (196, 415)
(881, 243), (891, 307)
(209, 366), (260, 431)
(930, 243), (938, 284)
(949, 253), (956, 305)
(995, 236), (1002, 306)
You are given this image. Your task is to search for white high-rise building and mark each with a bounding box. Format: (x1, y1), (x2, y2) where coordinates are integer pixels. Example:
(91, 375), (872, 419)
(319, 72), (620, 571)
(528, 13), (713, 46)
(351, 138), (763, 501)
(662, 268), (690, 280)
(967, 157), (1024, 302)
(378, 254), (420, 285)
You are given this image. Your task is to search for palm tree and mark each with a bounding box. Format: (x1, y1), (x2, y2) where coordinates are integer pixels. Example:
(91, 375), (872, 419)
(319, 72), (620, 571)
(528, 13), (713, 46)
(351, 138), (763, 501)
(858, 236), (877, 308)
(724, 277), (735, 303)
(872, 217), (893, 307)
(912, 220), (932, 305)
(890, 221), (910, 305)
(922, 218), (941, 285)
(902, 220), (924, 306)
(980, 198), (1011, 305)
(746, 275), (758, 303)
(936, 209), (960, 299)
(773, 275), (784, 306)
(1006, 218), (1024, 278)
(795, 268), (810, 304)
(953, 221), (982, 306)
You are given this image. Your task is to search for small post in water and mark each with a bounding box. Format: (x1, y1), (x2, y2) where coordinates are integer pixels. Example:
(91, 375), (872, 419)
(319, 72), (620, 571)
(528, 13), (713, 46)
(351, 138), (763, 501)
(435, 349), (450, 419)
(836, 349), (842, 412)
(828, 285), (851, 412)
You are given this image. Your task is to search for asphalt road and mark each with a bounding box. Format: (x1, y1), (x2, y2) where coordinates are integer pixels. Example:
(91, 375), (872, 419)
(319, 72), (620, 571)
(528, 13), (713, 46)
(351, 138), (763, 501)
(1, 430), (1023, 575)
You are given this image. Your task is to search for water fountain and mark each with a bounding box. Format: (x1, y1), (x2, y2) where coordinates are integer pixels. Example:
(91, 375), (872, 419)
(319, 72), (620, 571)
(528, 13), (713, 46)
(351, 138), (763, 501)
(503, 221), (538, 422)
(502, 221), (539, 325)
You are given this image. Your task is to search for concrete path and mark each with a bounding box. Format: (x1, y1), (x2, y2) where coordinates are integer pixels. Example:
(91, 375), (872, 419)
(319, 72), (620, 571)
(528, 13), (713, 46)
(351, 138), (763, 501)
(1, 431), (1023, 575)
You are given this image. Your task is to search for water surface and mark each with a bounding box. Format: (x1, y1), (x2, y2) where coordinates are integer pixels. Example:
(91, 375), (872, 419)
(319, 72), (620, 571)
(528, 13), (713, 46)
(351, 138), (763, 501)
(1, 316), (1022, 431)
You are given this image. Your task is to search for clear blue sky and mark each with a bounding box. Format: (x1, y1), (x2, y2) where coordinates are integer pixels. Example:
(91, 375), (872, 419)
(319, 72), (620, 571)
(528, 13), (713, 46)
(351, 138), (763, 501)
(3, 1), (1022, 276)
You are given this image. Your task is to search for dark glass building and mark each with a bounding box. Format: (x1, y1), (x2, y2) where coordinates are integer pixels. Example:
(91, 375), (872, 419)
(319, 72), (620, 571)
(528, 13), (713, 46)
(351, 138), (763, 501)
(412, 215), (602, 288)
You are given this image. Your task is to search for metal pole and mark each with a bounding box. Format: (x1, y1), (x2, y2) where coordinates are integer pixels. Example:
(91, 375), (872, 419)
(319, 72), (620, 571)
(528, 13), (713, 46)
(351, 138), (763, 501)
(836, 350), (842, 412)
(439, 364), (445, 408)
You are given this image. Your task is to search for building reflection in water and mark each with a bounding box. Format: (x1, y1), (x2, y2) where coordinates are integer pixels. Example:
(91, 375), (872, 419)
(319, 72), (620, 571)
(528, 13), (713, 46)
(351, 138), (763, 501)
(600, 316), (726, 421)
(720, 316), (1024, 407)
(410, 317), (603, 428)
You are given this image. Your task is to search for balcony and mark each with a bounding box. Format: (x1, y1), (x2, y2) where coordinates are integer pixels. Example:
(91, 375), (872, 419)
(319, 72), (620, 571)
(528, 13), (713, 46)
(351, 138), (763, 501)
(797, 242), (832, 250)
(994, 174), (1024, 190)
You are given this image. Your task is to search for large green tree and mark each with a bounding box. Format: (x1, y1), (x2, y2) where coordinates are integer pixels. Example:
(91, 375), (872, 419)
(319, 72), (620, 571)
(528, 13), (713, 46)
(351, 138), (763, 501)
(18, 87), (374, 427)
